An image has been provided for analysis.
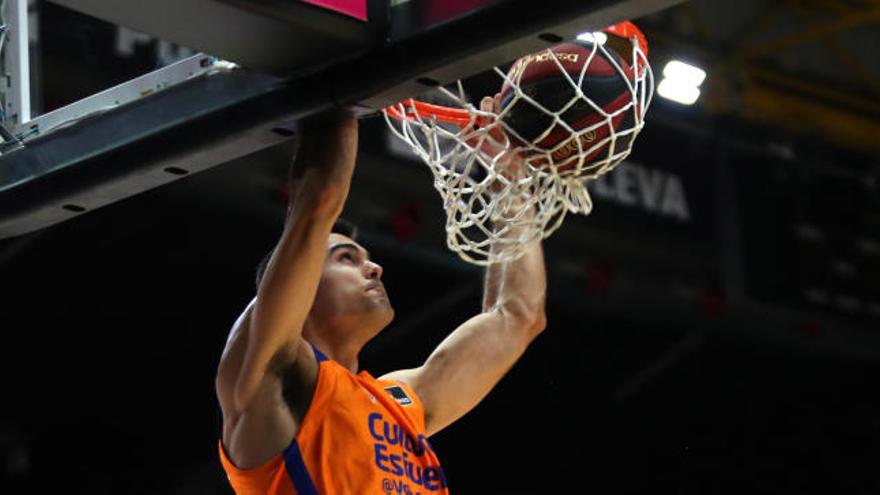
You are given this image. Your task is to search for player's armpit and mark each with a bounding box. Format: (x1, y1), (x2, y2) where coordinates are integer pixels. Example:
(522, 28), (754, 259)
(381, 307), (545, 437)
(222, 116), (359, 414)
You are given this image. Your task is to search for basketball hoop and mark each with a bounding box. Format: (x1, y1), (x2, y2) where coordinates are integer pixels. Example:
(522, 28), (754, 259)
(384, 21), (653, 265)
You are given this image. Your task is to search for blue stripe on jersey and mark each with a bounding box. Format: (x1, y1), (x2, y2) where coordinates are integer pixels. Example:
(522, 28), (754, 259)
(310, 343), (329, 363)
(283, 440), (319, 495)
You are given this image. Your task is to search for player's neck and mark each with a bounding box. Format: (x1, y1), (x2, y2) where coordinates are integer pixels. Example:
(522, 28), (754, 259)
(321, 342), (360, 373)
(303, 329), (361, 373)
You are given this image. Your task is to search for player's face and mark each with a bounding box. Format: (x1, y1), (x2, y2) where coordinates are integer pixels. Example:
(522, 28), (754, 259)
(311, 233), (394, 331)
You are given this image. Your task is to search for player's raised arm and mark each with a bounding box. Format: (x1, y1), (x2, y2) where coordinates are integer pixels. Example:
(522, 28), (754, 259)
(384, 225), (546, 436)
(382, 163), (547, 436)
(218, 114), (358, 413)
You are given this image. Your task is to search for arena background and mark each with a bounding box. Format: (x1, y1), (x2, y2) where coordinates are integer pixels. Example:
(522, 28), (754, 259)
(1, 1), (879, 493)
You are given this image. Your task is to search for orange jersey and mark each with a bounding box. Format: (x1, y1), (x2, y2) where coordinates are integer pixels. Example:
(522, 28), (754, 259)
(219, 345), (449, 495)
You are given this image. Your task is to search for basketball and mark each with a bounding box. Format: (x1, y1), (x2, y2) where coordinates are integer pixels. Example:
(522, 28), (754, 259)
(498, 40), (636, 172)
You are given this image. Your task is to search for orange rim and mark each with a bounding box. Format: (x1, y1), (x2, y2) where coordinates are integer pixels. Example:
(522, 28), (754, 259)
(385, 100), (475, 126)
(604, 21), (648, 57)
(385, 21), (649, 126)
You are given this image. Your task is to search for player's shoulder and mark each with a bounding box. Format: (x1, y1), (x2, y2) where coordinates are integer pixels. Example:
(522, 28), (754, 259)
(217, 327), (317, 418)
(370, 372), (424, 411)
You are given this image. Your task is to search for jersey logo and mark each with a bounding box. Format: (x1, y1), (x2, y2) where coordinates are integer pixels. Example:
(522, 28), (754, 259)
(384, 385), (413, 406)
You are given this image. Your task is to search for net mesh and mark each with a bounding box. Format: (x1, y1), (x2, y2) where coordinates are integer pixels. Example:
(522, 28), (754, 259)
(384, 30), (653, 265)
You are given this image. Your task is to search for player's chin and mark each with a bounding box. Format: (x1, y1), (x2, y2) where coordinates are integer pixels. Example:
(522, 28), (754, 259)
(367, 290), (392, 308)
(365, 295), (394, 319)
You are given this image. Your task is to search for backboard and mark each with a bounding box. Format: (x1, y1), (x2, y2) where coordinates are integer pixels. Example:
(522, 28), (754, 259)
(0, 0), (683, 239)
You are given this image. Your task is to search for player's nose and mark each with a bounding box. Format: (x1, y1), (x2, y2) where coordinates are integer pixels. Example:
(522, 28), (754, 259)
(365, 260), (383, 280)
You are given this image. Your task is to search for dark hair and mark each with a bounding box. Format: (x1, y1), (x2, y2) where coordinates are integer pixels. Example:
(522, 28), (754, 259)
(255, 218), (358, 290)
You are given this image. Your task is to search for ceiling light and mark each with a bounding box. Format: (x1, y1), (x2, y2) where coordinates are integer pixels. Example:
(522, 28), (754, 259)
(657, 78), (700, 105)
(576, 32), (608, 45)
(662, 60), (706, 87)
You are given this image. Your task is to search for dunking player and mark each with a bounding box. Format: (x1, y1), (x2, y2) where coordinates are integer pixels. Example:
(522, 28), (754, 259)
(215, 106), (546, 494)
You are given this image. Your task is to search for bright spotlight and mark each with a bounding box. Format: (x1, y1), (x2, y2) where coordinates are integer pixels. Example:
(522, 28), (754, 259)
(657, 78), (701, 105)
(662, 60), (706, 87)
(576, 32), (608, 45)
(658, 60), (706, 105)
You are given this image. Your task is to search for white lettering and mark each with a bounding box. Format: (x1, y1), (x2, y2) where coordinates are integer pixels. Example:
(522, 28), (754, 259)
(116, 27), (195, 66)
(115, 27), (153, 57)
(591, 173), (614, 199)
(660, 175), (690, 221)
(635, 166), (663, 210)
(614, 165), (638, 206)
(587, 162), (691, 222)
(157, 40), (195, 66)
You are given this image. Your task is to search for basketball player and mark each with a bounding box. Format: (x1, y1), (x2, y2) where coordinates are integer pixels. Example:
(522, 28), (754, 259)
(215, 108), (546, 494)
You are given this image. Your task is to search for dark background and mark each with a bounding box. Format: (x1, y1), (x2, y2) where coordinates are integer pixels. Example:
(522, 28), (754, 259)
(1, 2), (879, 494)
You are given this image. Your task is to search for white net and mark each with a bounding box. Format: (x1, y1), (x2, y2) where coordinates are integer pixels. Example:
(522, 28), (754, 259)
(384, 28), (653, 265)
